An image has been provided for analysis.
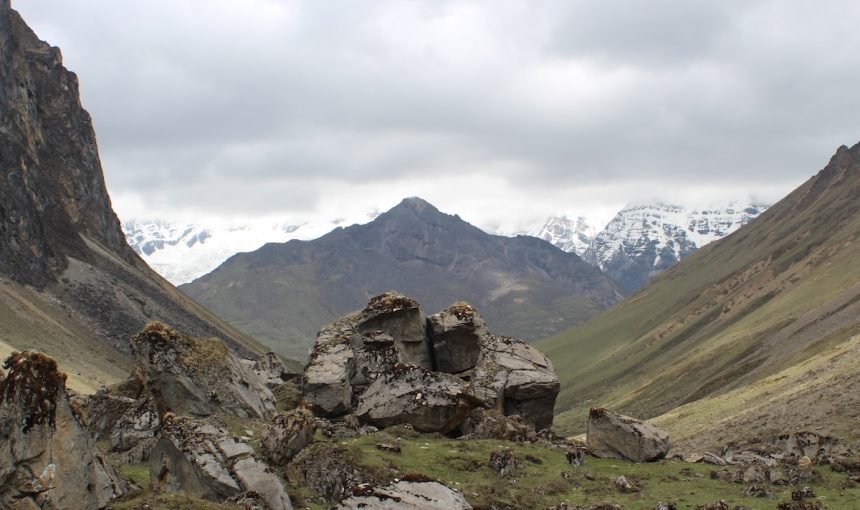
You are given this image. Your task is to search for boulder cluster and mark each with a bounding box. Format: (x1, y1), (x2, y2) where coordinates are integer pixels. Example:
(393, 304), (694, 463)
(302, 292), (560, 433)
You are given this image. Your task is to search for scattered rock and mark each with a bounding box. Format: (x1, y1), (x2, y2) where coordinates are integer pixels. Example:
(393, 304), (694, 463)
(777, 501), (823, 510)
(0, 351), (127, 509)
(744, 484), (773, 498)
(287, 443), (382, 501)
(489, 448), (519, 477)
(792, 487), (815, 500)
(376, 443), (402, 453)
(614, 475), (638, 493)
(524, 454), (543, 465)
(356, 364), (474, 433)
(586, 407), (671, 462)
(261, 407), (317, 465)
(460, 407), (532, 441)
(149, 414), (291, 510)
(655, 503), (678, 510)
(427, 302), (487, 374)
(703, 452), (727, 465)
(337, 480), (473, 509)
(695, 501), (729, 510)
(131, 322), (276, 419)
(683, 453), (704, 463)
(566, 448), (586, 467)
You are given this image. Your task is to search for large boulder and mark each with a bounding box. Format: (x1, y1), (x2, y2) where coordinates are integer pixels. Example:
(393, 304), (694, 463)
(150, 414), (292, 510)
(262, 407), (318, 465)
(586, 407), (671, 462)
(287, 443), (384, 501)
(469, 335), (560, 431)
(0, 351), (127, 509)
(355, 364), (475, 433)
(356, 292), (431, 368)
(427, 302), (487, 374)
(337, 479), (473, 509)
(131, 322), (276, 419)
(302, 293), (560, 433)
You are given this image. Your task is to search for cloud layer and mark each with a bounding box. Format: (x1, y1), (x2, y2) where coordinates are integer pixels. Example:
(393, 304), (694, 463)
(15, 0), (860, 231)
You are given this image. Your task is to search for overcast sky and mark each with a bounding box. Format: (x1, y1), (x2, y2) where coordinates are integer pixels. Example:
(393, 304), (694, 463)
(14, 0), (860, 232)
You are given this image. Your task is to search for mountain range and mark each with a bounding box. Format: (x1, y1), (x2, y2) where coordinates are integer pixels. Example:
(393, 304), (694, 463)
(539, 141), (860, 450)
(0, 3), (268, 391)
(180, 197), (624, 361)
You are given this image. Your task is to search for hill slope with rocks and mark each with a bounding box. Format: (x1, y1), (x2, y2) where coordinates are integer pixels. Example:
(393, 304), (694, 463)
(0, 1), (267, 390)
(181, 197), (624, 360)
(540, 141), (860, 451)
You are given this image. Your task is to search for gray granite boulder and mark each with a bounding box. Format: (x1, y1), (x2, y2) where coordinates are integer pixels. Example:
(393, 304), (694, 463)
(338, 479), (473, 509)
(427, 302), (487, 374)
(587, 407), (671, 462)
(0, 352), (127, 509)
(131, 322), (276, 419)
(302, 293), (560, 433)
(262, 407), (318, 465)
(150, 414), (292, 510)
(469, 335), (560, 431)
(355, 365), (475, 433)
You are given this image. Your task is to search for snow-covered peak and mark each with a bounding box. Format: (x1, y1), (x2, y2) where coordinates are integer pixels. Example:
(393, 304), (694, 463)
(581, 201), (769, 291)
(123, 216), (366, 285)
(534, 215), (598, 256)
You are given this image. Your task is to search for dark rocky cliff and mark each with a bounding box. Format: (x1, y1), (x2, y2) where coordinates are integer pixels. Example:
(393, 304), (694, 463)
(0, 2), (134, 288)
(0, 2), (268, 383)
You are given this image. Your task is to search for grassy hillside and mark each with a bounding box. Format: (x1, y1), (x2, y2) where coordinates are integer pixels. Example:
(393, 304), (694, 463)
(540, 142), (860, 443)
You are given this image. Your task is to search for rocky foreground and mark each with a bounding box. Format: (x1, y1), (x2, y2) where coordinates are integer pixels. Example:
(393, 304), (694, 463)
(1, 294), (859, 509)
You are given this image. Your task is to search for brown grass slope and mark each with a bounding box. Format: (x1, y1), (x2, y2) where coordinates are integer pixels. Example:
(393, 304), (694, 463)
(539, 141), (860, 447)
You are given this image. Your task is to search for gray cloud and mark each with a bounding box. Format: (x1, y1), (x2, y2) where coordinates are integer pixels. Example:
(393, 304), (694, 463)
(14, 0), (860, 229)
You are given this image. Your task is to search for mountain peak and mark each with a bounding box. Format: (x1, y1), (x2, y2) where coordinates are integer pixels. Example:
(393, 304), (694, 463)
(392, 197), (439, 214)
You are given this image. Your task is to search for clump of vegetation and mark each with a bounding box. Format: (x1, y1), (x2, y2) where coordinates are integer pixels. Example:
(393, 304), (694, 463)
(135, 321), (229, 372)
(365, 292), (419, 314)
(0, 351), (67, 432)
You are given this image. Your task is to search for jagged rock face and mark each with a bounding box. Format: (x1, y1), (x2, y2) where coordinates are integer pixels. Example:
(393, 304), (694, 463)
(356, 293), (431, 368)
(0, 351), (126, 509)
(150, 414), (292, 510)
(131, 322), (276, 419)
(303, 293), (560, 433)
(0, 2), (133, 288)
(427, 302), (487, 374)
(337, 480), (473, 509)
(262, 407), (318, 466)
(253, 352), (296, 389)
(355, 365), (473, 433)
(586, 407), (671, 462)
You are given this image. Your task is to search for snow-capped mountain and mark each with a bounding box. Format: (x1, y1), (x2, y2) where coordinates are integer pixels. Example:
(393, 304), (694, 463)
(534, 215), (598, 256)
(123, 215), (377, 285)
(580, 202), (769, 292)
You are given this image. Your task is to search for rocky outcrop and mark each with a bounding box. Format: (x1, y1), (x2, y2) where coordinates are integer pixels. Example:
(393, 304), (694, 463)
(76, 389), (160, 462)
(337, 479), (473, 509)
(427, 303), (487, 374)
(302, 293), (560, 434)
(587, 407), (671, 462)
(149, 414), (292, 510)
(355, 365), (473, 433)
(131, 322), (276, 419)
(287, 443), (384, 501)
(262, 407), (318, 465)
(253, 352), (297, 389)
(0, 352), (126, 509)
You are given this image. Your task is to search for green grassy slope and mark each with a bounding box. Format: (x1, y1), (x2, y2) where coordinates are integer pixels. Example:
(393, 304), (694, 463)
(539, 142), (860, 440)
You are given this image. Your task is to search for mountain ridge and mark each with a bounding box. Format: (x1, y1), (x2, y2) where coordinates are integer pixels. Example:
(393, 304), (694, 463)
(539, 141), (860, 449)
(182, 197), (624, 361)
